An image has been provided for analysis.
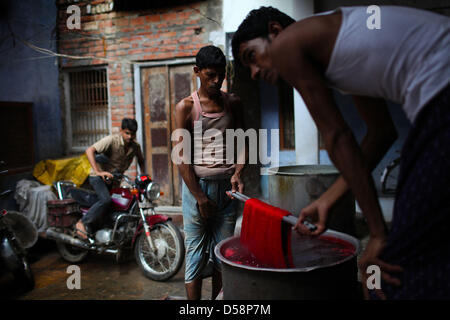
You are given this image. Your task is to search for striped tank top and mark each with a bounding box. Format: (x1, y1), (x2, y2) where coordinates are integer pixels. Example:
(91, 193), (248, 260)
(191, 91), (236, 178)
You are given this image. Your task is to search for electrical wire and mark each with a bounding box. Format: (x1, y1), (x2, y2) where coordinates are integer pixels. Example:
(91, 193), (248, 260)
(2, 5), (224, 66)
(10, 29), (141, 66)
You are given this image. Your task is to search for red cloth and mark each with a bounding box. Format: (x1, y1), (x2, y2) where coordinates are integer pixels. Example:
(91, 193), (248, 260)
(240, 198), (293, 268)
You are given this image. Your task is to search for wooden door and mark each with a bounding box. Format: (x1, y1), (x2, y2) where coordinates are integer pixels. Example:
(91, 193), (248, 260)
(141, 64), (196, 205)
(169, 64), (198, 206)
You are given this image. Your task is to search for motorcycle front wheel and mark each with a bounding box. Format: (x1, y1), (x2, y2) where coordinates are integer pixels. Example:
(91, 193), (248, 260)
(134, 221), (185, 281)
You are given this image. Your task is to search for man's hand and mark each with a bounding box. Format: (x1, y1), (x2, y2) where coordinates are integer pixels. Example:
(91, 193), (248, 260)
(230, 173), (244, 194)
(96, 171), (113, 182)
(358, 236), (403, 300)
(294, 198), (330, 236)
(197, 196), (218, 220)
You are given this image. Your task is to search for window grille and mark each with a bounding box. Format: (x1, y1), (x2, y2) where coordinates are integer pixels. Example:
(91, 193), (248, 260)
(68, 69), (109, 150)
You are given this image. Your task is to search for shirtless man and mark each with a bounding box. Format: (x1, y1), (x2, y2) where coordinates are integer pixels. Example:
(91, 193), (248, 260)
(174, 45), (245, 300)
(232, 6), (450, 299)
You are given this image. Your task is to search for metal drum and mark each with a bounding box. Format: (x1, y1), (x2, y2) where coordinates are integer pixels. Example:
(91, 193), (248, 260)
(215, 230), (361, 300)
(268, 165), (356, 236)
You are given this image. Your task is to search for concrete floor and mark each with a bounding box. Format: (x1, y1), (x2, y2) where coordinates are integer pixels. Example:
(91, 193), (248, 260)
(9, 241), (211, 300)
(1, 215), (214, 301)
(1, 211), (373, 300)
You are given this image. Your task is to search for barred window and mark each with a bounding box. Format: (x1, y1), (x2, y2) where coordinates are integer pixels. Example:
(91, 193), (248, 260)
(64, 68), (109, 152)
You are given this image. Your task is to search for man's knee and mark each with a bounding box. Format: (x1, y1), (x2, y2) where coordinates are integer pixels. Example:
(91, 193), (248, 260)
(98, 197), (111, 207)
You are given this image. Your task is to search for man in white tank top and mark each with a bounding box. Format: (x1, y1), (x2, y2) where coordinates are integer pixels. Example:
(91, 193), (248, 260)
(174, 46), (246, 300)
(232, 6), (450, 299)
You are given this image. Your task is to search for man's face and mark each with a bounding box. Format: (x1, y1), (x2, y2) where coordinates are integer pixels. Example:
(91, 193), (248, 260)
(120, 128), (135, 145)
(238, 37), (279, 85)
(195, 66), (225, 95)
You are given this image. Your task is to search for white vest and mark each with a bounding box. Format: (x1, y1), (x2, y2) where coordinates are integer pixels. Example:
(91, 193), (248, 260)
(325, 6), (450, 123)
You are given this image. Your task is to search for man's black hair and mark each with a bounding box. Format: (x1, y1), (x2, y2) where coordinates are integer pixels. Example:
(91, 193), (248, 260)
(122, 118), (138, 133)
(232, 6), (295, 66)
(195, 45), (226, 70)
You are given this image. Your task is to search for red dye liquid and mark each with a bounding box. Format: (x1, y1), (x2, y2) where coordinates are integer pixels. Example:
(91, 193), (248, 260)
(222, 234), (355, 269)
(319, 235), (356, 257)
(222, 239), (274, 268)
(240, 199), (292, 269)
(232, 198), (355, 269)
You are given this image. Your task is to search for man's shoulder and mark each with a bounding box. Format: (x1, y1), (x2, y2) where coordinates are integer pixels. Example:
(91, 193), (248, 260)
(274, 14), (339, 52)
(223, 92), (240, 103)
(106, 134), (122, 144)
(175, 95), (194, 113)
(223, 92), (242, 111)
(92, 134), (116, 148)
(130, 139), (142, 151)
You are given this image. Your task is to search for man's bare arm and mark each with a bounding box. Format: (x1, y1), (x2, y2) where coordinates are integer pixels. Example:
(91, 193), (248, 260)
(272, 28), (402, 299)
(271, 25), (387, 237)
(297, 96), (398, 234)
(174, 98), (217, 218)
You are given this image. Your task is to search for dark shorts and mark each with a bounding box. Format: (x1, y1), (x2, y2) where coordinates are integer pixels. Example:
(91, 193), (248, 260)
(377, 84), (450, 299)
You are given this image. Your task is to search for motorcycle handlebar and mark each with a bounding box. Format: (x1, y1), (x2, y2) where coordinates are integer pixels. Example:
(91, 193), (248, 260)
(106, 173), (133, 185)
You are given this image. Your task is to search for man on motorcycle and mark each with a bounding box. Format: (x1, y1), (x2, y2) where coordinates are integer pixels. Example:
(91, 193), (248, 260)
(174, 45), (246, 300)
(76, 118), (145, 239)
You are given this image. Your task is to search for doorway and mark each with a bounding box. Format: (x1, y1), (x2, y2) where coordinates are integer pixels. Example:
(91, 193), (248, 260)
(139, 62), (197, 206)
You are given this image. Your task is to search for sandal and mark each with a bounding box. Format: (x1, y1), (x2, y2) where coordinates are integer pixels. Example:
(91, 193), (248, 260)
(75, 220), (89, 240)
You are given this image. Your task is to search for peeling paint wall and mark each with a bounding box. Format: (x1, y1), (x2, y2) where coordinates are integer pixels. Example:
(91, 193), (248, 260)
(0, 0), (62, 163)
(0, 0), (62, 211)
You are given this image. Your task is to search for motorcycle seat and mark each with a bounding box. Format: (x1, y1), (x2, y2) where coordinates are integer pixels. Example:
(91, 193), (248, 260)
(68, 188), (98, 208)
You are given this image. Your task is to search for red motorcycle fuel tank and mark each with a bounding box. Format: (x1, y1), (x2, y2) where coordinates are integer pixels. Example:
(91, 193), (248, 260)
(110, 187), (134, 210)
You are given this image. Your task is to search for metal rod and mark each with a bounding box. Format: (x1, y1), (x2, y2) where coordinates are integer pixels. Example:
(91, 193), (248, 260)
(227, 191), (250, 202)
(227, 191), (317, 232)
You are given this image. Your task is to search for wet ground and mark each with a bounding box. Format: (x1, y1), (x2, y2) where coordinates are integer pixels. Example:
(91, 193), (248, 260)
(0, 215), (213, 301)
(1, 215), (372, 300)
(9, 241), (210, 300)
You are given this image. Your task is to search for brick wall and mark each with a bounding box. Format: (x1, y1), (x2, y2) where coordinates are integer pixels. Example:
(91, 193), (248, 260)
(57, 0), (223, 177)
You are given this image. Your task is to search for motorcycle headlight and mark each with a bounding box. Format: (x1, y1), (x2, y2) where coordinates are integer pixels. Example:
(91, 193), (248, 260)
(145, 182), (160, 201)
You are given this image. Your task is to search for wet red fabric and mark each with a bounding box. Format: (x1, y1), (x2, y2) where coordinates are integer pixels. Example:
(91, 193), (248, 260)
(240, 198), (293, 268)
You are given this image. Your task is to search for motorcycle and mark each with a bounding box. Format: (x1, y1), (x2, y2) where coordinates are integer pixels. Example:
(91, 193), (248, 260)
(46, 173), (185, 281)
(0, 162), (36, 292)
